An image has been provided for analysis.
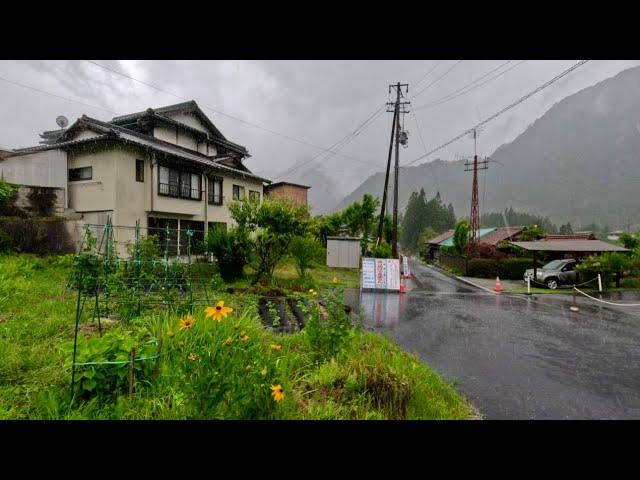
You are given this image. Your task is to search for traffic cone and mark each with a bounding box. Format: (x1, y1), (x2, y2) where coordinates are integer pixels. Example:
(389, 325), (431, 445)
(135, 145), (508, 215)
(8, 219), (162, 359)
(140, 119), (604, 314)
(399, 278), (406, 294)
(494, 276), (503, 293)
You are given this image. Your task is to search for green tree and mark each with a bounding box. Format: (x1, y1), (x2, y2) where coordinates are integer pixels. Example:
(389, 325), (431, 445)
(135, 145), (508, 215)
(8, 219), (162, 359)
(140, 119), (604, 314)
(453, 219), (469, 255)
(619, 231), (640, 250)
(290, 235), (324, 277)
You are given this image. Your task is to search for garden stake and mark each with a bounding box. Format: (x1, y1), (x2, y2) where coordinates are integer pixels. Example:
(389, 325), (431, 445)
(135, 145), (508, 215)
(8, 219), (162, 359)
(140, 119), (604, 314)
(129, 347), (136, 397)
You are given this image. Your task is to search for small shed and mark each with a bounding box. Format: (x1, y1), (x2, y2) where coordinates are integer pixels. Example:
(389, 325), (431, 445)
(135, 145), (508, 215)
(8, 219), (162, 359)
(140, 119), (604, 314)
(326, 236), (361, 269)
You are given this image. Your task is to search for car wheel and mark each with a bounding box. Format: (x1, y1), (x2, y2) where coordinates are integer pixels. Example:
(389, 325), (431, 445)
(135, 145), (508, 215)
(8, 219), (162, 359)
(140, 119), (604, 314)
(546, 278), (558, 290)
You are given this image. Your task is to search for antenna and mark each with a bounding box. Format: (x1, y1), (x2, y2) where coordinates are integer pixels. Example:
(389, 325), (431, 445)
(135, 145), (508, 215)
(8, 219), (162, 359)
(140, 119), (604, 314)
(56, 115), (69, 129)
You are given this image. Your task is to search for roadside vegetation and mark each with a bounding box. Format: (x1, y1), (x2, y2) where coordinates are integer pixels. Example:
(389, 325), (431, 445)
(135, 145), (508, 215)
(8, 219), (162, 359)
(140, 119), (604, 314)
(0, 195), (474, 420)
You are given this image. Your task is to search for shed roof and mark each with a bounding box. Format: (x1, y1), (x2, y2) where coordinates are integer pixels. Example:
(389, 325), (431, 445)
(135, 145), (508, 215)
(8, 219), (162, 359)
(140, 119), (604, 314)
(264, 181), (311, 190)
(509, 240), (628, 252)
(326, 236), (361, 241)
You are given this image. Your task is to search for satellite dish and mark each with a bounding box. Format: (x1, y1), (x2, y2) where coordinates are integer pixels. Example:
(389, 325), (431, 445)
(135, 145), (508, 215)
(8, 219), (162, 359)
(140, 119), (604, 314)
(56, 116), (69, 129)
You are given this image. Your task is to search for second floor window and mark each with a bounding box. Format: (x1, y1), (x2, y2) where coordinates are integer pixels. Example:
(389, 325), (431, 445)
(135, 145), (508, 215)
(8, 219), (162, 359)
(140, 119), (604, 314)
(158, 165), (201, 200)
(232, 184), (245, 201)
(136, 160), (144, 182)
(208, 176), (223, 205)
(249, 190), (260, 203)
(69, 166), (92, 181)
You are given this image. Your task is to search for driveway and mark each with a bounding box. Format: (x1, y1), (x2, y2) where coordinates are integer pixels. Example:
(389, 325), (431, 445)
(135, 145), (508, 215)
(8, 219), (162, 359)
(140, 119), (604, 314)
(353, 259), (640, 419)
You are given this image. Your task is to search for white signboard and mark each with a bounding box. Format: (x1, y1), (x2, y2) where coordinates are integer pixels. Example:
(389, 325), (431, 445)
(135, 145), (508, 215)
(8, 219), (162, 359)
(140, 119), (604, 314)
(361, 257), (400, 292)
(386, 259), (400, 291)
(402, 255), (410, 277)
(361, 257), (376, 289)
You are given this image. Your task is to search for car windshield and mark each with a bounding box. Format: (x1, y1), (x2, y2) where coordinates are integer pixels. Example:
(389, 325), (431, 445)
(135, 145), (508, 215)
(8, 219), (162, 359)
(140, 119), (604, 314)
(542, 260), (566, 270)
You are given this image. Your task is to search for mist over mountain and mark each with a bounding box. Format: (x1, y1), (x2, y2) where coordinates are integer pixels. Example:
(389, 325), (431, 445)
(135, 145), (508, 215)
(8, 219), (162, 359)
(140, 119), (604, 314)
(333, 65), (640, 231)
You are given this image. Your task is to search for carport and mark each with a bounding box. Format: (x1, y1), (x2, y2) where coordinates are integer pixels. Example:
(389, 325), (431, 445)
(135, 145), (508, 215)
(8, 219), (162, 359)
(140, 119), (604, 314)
(509, 239), (629, 280)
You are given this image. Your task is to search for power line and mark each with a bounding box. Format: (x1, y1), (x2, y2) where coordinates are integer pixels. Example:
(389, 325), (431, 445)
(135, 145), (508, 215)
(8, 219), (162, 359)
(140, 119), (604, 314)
(412, 61), (442, 89)
(0, 74), (119, 115)
(269, 105), (386, 180)
(402, 60), (590, 168)
(413, 60), (524, 111)
(409, 60), (464, 100)
(86, 60), (371, 165)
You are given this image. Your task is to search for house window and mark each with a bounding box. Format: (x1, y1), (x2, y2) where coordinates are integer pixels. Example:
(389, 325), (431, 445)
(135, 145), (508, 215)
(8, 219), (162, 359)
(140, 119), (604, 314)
(208, 176), (223, 205)
(249, 190), (260, 203)
(158, 165), (201, 200)
(136, 159), (144, 182)
(232, 184), (245, 201)
(69, 166), (92, 181)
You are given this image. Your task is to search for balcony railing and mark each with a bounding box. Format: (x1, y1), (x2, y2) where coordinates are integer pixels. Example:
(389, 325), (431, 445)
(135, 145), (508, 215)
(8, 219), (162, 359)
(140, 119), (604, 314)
(158, 182), (202, 201)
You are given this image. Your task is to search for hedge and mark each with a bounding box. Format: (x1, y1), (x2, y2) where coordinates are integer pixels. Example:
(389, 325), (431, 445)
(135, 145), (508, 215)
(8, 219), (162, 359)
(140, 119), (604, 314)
(0, 216), (74, 254)
(466, 257), (539, 280)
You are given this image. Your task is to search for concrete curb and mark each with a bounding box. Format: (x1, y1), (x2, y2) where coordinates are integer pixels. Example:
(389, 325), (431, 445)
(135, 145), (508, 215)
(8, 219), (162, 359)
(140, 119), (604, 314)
(421, 261), (496, 295)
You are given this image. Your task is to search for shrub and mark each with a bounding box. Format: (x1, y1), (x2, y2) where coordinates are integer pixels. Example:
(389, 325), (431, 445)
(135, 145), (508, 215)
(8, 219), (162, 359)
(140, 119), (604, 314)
(453, 219), (469, 255)
(0, 217), (73, 254)
(301, 289), (355, 361)
(68, 330), (158, 401)
(26, 187), (57, 216)
(369, 241), (392, 259)
(464, 243), (507, 259)
(204, 227), (249, 281)
(0, 179), (17, 215)
(467, 257), (536, 279)
(290, 235), (324, 277)
(576, 252), (632, 288)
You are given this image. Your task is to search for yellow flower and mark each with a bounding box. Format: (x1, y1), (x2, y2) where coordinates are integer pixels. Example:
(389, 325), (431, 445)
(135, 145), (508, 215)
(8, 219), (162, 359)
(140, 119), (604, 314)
(188, 353), (198, 361)
(179, 315), (195, 330)
(308, 289), (318, 297)
(261, 367), (267, 376)
(270, 343), (282, 351)
(224, 336), (233, 346)
(332, 276), (338, 283)
(204, 300), (233, 322)
(241, 334), (249, 343)
(271, 385), (285, 402)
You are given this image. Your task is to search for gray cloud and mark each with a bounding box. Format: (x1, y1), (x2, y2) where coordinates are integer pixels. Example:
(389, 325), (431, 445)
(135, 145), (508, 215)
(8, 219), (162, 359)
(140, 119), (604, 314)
(1, 59), (638, 212)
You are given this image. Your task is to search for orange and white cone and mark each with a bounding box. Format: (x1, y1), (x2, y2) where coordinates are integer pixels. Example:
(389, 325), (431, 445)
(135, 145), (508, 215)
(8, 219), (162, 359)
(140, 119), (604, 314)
(494, 276), (503, 293)
(399, 278), (406, 293)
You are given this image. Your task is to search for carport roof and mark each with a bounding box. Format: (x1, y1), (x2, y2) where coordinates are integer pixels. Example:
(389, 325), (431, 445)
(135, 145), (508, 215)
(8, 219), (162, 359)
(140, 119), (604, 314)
(509, 240), (629, 252)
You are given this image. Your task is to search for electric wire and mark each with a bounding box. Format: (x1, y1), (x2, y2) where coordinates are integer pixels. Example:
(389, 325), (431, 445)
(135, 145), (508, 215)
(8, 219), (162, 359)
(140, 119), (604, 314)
(402, 60), (590, 168)
(86, 60), (371, 165)
(413, 60), (527, 111)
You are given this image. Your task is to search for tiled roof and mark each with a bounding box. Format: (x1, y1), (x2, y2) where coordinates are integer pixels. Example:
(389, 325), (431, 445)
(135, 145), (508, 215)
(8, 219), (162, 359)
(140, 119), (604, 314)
(427, 230), (454, 245)
(11, 117), (270, 183)
(479, 226), (525, 246)
(440, 228), (496, 247)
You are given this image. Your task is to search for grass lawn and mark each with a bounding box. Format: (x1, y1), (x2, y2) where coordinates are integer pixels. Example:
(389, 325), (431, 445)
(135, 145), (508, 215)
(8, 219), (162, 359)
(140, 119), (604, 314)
(0, 253), (474, 420)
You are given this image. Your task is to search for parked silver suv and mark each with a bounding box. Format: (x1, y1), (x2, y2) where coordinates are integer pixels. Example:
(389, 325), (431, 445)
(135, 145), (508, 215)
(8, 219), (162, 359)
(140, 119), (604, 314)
(524, 259), (577, 289)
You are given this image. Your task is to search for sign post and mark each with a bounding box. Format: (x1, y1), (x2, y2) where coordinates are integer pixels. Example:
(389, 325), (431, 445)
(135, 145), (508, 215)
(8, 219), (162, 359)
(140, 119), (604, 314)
(361, 257), (400, 292)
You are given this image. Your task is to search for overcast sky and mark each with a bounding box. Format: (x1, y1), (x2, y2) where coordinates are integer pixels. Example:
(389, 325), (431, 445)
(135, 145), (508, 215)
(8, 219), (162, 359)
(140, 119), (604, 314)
(1, 59), (638, 210)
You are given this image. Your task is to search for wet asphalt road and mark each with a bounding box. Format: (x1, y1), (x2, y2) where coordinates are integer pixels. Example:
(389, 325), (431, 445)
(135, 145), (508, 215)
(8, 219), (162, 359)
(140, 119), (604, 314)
(356, 259), (640, 419)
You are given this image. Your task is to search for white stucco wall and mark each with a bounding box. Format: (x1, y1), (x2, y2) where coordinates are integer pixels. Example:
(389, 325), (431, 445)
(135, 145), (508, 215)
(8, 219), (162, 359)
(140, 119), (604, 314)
(0, 149), (67, 189)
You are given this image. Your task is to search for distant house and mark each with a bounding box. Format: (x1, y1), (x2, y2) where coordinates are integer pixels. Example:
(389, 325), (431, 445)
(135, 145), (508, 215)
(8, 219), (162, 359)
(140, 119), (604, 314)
(607, 230), (624, 241)
(263, 181), (310, 207)
(545, 233), (596, 241)
(425, 226), (525, 260)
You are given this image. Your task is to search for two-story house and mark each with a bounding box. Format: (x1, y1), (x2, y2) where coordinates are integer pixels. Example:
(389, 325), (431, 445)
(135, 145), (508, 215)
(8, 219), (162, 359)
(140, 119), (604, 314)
(0, 101), (270, 253)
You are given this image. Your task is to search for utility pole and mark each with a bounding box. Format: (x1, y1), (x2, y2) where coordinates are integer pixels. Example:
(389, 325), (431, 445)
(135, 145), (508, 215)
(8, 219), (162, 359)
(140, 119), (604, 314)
(385, 82), (410, 258)
(376, 106), (397, 247)
(464, 128), (488, 244)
